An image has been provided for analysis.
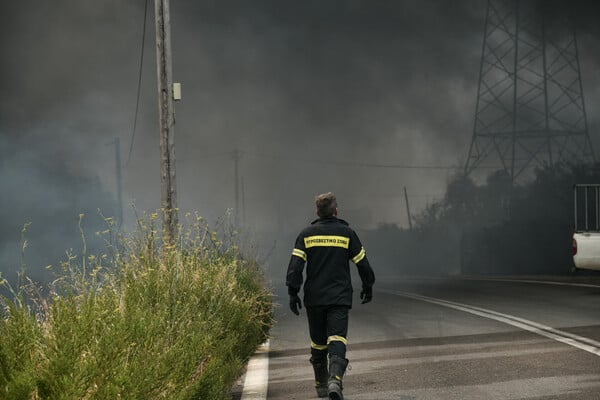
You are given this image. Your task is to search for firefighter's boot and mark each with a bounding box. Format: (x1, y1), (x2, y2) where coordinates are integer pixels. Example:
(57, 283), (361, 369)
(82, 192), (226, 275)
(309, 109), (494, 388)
(310, 357), (329, 398)
(327, 355), (348, 400)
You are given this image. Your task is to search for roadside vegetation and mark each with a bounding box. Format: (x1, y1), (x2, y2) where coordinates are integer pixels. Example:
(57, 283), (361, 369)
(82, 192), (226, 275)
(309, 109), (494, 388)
(0, 212), (273, 400)
(366, 163), (600, 275)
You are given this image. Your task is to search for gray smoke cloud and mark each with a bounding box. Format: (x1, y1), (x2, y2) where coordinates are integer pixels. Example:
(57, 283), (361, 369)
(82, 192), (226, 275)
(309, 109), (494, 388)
(1, 0), (600, 283)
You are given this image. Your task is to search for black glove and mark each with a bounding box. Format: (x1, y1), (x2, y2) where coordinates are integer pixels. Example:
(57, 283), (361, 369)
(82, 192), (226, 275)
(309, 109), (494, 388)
(360, 286), (373, 304)
(289, 293), (302, 315)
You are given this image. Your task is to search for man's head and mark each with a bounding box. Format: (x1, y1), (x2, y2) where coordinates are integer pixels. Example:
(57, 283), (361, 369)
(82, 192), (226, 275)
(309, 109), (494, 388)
(315, 192), (338, 218)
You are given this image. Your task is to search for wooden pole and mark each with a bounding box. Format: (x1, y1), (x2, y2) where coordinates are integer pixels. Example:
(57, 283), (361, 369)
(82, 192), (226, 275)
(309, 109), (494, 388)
(404, 186), (413, 230)
(235, 150), (240, 226)
(241, 175), (246, 227)
(155, 0), (178, 240)
(114, 137), (124, 227)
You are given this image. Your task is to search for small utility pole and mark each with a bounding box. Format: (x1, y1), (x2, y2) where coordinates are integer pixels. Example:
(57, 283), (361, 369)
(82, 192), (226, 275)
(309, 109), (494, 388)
(404, 186), (413, 230)
(114, 137), (124, 227)
(241, 175), (246, 227)
(155, 0), (178, 240)
(233, 149), (241, 226)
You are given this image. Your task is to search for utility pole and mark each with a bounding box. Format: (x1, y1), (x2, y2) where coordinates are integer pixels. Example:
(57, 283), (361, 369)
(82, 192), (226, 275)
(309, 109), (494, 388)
(114, 137), (124, 227)
(233, 149), (241, 226)
(241, 176), (247, 228)
(403, 186), (413, 230)
(106, 137), (124, 228)
(155, 0), (178, 240)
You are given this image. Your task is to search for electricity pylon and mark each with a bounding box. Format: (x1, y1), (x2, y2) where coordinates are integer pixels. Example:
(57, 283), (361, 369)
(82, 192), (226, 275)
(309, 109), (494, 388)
(464, 0), (595, 182)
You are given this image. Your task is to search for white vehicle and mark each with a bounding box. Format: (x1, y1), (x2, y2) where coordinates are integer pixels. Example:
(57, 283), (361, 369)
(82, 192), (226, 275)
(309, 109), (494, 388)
(572, 184), (600, 271)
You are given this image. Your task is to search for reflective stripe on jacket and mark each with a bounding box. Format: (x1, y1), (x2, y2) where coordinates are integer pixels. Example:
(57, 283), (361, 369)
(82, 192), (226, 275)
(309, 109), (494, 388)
(286, 216), (375, 307)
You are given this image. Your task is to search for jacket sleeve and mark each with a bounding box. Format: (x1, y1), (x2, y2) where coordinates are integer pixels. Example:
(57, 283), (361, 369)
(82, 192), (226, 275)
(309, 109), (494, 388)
(349, 230), (375, 289)
(286, 234), (307, 296)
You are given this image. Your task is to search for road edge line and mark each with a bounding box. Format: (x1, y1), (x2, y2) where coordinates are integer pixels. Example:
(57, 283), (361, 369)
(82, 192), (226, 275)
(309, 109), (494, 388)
(241, 340), (270, 400)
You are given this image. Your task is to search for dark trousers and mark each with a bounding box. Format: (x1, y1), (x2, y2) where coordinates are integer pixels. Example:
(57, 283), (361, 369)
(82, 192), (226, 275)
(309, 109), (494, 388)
(306, 305), (349, 361)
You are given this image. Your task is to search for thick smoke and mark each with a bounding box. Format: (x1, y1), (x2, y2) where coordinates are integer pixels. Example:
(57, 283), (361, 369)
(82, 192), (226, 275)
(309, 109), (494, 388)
(1, 1), (600, 283)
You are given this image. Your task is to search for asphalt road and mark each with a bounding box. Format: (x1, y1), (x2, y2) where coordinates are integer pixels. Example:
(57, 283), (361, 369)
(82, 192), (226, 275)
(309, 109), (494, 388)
(240, 275), (600, 400)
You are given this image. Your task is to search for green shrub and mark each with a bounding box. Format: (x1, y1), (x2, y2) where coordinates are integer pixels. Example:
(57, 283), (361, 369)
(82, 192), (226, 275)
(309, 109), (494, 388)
(0, 213), (273, 399)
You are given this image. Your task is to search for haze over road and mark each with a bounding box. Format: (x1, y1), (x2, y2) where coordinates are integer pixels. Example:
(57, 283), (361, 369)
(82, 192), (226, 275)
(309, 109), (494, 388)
(244, 275), (600, 400)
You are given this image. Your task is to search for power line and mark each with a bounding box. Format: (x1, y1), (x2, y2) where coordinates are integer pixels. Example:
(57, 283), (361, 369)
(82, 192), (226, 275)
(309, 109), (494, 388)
(243, 151), (462, 170)
(189, 149), (500, 171)
(126, 0), (149, 166)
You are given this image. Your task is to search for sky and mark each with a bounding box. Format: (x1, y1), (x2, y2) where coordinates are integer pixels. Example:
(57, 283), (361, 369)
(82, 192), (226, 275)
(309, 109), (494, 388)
(1, 0), (600, 281)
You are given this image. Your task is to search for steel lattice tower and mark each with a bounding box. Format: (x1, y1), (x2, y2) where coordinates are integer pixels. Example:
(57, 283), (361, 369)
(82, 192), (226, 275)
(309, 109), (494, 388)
(464, 0), (596, 181)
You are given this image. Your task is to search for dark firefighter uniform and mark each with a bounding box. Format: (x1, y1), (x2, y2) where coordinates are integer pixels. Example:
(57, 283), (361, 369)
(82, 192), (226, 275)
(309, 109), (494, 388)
(286, 216), (375, 397)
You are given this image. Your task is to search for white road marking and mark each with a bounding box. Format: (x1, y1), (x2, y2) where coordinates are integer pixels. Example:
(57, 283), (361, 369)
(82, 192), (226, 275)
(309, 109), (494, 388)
(241, 340), (270, 400)
(383, 275), (600, 289)
(459, 276), (600, 289)
(380, 289), (600, 357)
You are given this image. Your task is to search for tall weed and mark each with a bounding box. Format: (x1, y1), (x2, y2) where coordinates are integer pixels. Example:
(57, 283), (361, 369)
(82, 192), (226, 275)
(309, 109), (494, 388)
(0, 212), (273, 400)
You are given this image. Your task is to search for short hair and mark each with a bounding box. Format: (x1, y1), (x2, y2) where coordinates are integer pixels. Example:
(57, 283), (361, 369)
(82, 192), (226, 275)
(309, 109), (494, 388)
(315, 192), (337, 217)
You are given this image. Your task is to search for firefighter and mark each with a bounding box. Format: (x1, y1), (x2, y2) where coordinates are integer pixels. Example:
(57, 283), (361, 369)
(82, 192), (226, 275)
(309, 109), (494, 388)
(286, 192), (375, 400)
